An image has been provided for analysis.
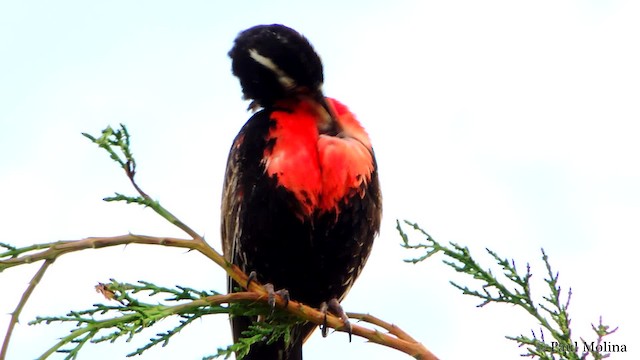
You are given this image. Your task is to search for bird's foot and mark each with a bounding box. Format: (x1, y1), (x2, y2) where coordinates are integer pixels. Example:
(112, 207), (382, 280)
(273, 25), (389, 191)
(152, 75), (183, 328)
(264, 283), (290, 310)
(246, 271), (290, 310)
(320, 298), (352, 342)
(246, 271), (258, 288)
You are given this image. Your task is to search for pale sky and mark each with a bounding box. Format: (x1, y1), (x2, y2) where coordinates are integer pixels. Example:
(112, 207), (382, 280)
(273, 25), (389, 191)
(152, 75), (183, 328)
(1, 1), (638, 359)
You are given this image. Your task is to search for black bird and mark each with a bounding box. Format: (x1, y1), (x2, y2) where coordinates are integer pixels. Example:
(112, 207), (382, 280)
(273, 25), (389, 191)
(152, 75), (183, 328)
(222, 24), (382, 360)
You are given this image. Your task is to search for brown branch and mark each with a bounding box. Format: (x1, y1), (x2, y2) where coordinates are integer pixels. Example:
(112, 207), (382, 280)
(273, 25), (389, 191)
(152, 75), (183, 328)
(126, 291), (439, 360)
(0, 235), (196, 270)
(117, 158), (252, 293)
(347, 312), (419, 343)
(2, 235), (438, 359)
(124, 160), (203, 242)
(0, 234), (252, 298)
(1, 259), (54, 360)
(279, 299), (438, 360)
(205, 293), (438, 360)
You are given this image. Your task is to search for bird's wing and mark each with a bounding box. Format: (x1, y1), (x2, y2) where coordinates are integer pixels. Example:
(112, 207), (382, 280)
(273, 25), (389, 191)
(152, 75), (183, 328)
(221, 130), (245, 271)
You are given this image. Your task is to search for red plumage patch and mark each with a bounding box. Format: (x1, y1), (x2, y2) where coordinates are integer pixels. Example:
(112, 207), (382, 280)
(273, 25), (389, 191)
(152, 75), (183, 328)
(264, 98), (374, 216)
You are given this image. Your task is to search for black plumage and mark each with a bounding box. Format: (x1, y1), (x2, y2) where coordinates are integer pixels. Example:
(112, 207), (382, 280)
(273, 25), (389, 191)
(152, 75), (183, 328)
(221, 24), (382, 360)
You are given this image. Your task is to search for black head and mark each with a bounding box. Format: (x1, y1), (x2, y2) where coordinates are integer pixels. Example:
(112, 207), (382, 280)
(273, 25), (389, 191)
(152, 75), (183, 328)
(229, 24), (324, 109)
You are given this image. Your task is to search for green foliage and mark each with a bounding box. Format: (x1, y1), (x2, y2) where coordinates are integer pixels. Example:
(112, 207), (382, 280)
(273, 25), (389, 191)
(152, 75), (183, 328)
(27, 280), (224, 359)
(83, 125), (175, 223)
(102, 193), (151, 206)
(210, 319), (301, 360)
(82, 125), (199, 238)
(0, 242), (17, 253)
(209, 298), (304, 359)
(397, 220), (618, 360)
(82, 124), (134, 171)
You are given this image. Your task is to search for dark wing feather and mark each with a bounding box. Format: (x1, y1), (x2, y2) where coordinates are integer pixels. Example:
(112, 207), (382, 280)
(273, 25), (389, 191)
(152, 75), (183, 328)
(221, 127), (243, 271)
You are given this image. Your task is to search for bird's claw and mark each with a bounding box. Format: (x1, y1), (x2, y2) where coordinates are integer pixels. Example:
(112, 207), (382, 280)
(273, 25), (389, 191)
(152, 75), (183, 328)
(276, 289), (290, 308)
(320, 302), (329, 337)
(263, 283), (290, 311)
(246, 271), (258, 289)
(264, 283), (276, 308)
(246, 271), (290, 311)
(319, 298), (352, 342)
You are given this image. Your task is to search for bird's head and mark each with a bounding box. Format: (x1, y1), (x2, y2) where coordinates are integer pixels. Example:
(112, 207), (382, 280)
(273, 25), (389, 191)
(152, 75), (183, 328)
(229, 24), (328, 113)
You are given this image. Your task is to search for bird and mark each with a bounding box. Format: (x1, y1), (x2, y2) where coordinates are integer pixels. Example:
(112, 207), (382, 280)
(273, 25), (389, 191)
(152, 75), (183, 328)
(221, 24), (382, 360)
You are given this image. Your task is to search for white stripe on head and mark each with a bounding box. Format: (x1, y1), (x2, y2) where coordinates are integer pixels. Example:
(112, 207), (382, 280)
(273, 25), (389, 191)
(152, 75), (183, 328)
(248, 49), (296, 90)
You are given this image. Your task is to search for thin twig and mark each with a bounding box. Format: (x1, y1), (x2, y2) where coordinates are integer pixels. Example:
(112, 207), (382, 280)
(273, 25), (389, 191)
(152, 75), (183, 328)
(0, 235), (195, 271)
(1, 259), (54, 360)
(124, 161), (202, 242)
(0, 234), (246, 296)
(347, 312), (418, 343)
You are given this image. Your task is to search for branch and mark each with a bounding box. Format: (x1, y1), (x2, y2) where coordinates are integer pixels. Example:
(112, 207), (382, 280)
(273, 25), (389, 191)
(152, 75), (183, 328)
(0, 234), (270, 324)
(32, 292), (260, 359)
(347, 312), (418, 343)
(28, 277), (436, 360)
(82, 125), (220, 261)
(1, 125), (440, 359)
(81, 126), (258, 298)
(2, 235), (437, 359)
(1, 235), (194, 271)
(397, 219), (618, 360)
(1, 259), (53, 360)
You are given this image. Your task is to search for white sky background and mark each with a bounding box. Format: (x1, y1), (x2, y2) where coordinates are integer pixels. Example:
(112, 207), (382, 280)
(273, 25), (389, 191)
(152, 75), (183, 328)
(1, 1), (638, 359)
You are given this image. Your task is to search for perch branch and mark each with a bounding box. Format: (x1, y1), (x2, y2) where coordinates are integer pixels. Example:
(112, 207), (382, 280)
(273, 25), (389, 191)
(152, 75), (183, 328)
(1, 235), (438, 360)
(1, 259), (53, 360)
